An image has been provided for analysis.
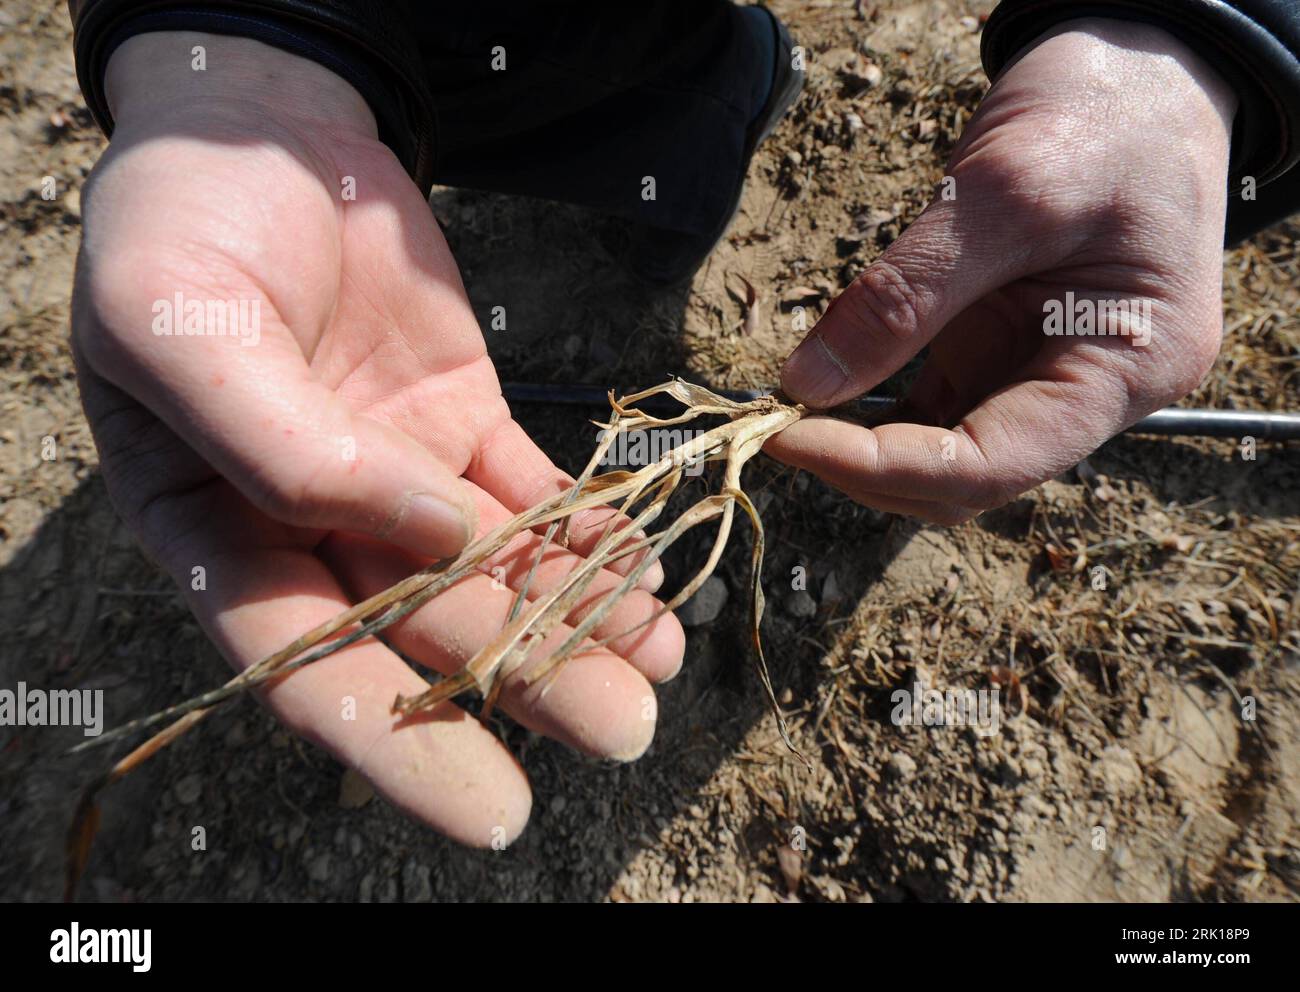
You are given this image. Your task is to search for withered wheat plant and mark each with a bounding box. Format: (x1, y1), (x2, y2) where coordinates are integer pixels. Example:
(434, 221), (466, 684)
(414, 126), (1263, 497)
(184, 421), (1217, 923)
(64, 379), (812, 898)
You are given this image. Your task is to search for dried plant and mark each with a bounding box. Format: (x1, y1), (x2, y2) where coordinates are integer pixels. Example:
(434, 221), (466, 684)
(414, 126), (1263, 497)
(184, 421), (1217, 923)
(64, 379), (811, 898)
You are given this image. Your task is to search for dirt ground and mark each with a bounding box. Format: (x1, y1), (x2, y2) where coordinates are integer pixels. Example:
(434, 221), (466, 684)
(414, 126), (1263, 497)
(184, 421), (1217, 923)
(2, 0), (1298, 903)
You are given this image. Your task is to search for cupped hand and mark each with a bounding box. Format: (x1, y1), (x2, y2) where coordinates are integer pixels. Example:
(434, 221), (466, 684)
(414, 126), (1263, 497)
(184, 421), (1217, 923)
(769, 18), (1237, 523)
(72, 32), (683, 846)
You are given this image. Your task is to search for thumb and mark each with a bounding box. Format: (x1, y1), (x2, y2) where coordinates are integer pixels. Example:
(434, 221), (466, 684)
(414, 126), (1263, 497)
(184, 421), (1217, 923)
(223, 392), (480, 559)
(141, 353), (477, 560)
(780, 196), (1030, 409)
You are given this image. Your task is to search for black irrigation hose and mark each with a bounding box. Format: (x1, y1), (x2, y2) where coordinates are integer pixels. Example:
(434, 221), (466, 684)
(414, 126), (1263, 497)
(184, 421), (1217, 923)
(501, 382), (1300, 441)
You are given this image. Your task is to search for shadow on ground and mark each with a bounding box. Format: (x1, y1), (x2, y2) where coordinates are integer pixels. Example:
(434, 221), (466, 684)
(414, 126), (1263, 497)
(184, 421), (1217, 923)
(5, 187), (1298, 903)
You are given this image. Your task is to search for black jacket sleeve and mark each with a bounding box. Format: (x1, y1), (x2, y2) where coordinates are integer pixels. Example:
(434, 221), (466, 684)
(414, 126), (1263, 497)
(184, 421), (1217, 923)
(68, 1), (1300, 238)
(66, 0), (438, 193)
(981, 0), (1300, 242)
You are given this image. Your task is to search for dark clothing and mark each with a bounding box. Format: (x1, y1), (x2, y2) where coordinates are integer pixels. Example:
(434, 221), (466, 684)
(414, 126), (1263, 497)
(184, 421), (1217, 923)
(68, 0), (1300, 242)
(67, 1), (768, 238)
(412, 4), (770, 237)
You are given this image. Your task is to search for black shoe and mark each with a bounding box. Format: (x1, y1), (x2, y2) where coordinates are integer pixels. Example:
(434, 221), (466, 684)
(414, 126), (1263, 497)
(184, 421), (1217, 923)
(626, 7), (804, 287)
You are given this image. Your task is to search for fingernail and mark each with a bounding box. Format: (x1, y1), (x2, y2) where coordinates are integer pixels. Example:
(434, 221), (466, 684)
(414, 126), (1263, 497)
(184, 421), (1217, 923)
(780, 335), (849, 408)
(403, 492), (474, 557)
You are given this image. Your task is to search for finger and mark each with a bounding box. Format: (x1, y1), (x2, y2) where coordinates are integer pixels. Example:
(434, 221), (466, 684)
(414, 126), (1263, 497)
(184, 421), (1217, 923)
(768, 360), (1131, 510)
(466, 416), (665, 592)
(326, 536), (662, 761)
(77, 365), (533, 842)
(778, 186), (1046, 409)
(191, 547), (532, 847)
(335, 505), (686, 684)
(78, 287), (478, 561)
(471, 519), (686, 682)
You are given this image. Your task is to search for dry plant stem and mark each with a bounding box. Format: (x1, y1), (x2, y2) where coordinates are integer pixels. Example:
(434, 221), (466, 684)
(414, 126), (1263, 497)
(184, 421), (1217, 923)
(65, 380), (808, 900)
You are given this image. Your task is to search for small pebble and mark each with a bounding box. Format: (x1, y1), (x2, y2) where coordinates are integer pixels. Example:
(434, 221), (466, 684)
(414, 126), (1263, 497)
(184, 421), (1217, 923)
(785, 589), (817, 619)
(174, 774), (202, 806)
(676, 575), (729, 628)
(887, 751), (917, 781)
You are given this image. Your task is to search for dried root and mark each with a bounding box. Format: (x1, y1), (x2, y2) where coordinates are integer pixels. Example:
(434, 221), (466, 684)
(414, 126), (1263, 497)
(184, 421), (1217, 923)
(64, 379), (808, 898)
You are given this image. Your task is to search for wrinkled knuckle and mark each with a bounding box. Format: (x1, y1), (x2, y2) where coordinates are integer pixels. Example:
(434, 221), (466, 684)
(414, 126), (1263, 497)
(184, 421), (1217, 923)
(95, 408), (168, 501)
(947, 425), (1035, 510)
(245, 459), (326, 526)
(849, 261), (926, 344)
(94, 420), (208, 570)
(132, 491), (209, 575)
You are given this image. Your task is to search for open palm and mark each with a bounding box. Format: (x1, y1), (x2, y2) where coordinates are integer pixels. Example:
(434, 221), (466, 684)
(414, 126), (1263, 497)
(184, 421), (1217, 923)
(72, 34), (683, 845)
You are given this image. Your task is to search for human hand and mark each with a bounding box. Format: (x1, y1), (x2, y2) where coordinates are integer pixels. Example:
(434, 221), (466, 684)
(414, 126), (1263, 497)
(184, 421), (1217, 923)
(72, 32), (683, 846)
(769, 19), (1236, 523)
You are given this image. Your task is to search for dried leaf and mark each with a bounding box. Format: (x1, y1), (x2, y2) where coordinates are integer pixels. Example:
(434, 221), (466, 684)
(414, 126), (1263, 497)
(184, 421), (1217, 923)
(65, 378), (814, 897)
